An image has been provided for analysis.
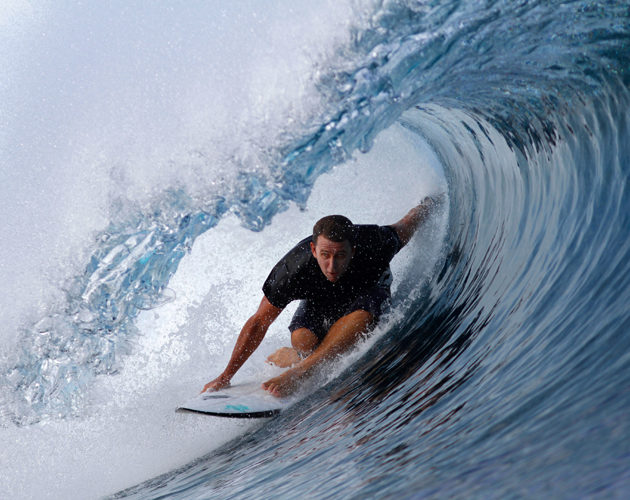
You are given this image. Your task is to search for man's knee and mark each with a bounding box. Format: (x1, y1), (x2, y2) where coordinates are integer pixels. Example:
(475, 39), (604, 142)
(291, 328), (319, 356)
(331, 309), (377, 338)
(348, 309), (376, 328)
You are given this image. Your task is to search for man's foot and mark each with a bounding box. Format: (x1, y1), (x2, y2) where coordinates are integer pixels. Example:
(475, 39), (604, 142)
(266, 347), (301, 368)
(262, 367), (306, 397)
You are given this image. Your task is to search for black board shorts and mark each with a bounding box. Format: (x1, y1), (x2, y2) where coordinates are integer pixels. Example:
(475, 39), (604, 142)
(288, 274), (392, 342)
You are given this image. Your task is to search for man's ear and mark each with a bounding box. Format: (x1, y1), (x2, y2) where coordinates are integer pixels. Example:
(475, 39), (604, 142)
(310, 241), (317, 257)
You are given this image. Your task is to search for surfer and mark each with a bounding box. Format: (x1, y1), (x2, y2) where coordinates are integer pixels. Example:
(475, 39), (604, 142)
(202, 195), (442, 397)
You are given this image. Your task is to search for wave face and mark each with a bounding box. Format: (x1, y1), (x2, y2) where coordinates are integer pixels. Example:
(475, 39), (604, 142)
(2, 0), (630, 498)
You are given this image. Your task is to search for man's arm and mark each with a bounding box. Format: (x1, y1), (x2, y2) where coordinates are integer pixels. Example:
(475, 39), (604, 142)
(389, 194), (443, 248)
(202, 296), (283, 392)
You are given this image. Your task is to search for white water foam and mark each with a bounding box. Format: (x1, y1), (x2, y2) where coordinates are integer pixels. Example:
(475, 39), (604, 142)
(0, 122), (446, 499)
(1, 2), (447, 497)
(0, 0), (359, 347)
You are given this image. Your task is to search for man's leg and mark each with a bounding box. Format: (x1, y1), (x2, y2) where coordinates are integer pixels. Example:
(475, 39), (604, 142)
(291, 328), (320, 356)
(262, 309), (374, 396)
(267, 300), (324, 368)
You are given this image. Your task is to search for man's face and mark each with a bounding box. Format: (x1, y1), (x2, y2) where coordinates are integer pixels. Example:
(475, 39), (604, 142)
(310, 236), (354, 283)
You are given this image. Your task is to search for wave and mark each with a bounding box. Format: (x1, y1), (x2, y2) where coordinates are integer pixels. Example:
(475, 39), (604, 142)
(116, 84), (629, 498)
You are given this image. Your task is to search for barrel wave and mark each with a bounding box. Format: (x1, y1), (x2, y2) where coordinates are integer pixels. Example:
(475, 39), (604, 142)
(1, 1), (629, 498)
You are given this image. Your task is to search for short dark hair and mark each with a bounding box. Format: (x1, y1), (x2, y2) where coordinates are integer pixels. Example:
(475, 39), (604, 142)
(312, 215), (355, 246)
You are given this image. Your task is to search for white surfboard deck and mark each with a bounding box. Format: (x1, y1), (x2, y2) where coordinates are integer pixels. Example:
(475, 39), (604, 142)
(177, 382), (296, 418)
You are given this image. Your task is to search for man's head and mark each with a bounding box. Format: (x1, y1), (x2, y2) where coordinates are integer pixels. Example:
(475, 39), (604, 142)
(310, 215), (355, 282)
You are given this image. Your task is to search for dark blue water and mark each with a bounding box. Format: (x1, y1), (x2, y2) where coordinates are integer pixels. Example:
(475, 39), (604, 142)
(2, 0), (629, 498)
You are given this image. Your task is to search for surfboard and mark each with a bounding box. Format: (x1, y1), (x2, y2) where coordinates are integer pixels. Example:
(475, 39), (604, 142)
(176, 382), (295, 418)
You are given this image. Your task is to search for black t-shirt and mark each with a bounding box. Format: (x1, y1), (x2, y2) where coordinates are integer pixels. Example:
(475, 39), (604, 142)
(262, 225), (402, 310)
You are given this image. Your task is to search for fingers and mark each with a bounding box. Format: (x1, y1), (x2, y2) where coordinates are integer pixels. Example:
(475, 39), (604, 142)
(200, 383), (216, 394)
(262, 382), (282, 398)
(261, 379), (282, 397)
(201, 376), (230, 393)
(428, 193), (446, 205)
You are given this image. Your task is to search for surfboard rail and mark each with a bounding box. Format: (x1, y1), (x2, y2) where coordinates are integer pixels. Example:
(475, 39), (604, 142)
(177, 382), (293, 419)
(176, 406), (280, 418)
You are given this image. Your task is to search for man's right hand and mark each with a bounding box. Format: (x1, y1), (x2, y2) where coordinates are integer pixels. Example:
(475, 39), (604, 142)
(201, 373), (231, 393)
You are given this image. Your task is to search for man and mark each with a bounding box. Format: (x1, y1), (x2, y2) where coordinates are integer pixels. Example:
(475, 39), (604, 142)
(202, 195), (441, 397)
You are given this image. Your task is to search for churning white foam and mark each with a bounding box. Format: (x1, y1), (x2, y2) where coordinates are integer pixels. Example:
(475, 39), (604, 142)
(0, 0), (359, 344)
(0, 120), (445, 499)
(1, 1), (447, 497)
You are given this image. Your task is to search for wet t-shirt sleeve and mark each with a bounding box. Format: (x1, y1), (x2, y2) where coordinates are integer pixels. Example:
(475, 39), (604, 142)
(379, 225), (403, 260)
(262, 237), (312, 309)
(262, 260), (292, 309)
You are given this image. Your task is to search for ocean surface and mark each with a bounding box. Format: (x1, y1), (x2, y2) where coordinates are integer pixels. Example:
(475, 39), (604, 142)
(1, 1), (629, 498)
